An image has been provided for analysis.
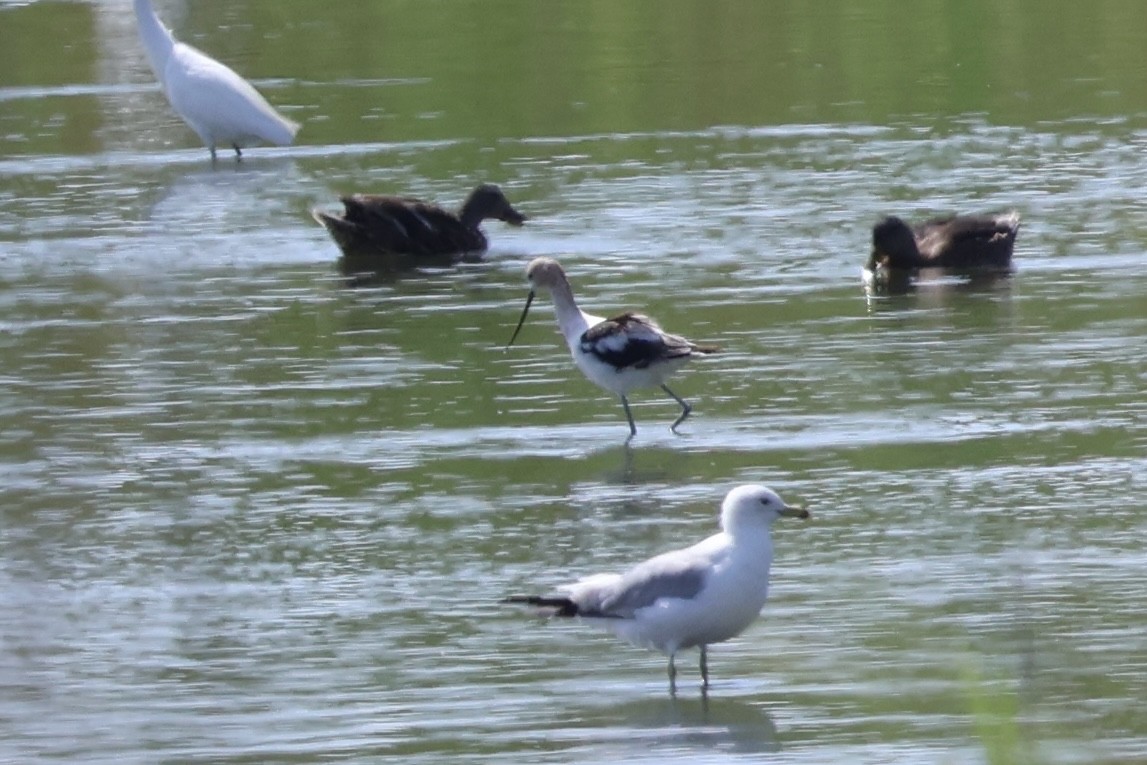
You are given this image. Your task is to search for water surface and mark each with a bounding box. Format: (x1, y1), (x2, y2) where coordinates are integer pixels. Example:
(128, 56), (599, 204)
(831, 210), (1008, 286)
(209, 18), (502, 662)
(1, 1), (1145, 763)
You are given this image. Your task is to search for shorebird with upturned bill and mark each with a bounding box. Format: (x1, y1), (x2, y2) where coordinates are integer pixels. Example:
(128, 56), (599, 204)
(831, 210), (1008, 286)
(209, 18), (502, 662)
(506, 257), (717, 439)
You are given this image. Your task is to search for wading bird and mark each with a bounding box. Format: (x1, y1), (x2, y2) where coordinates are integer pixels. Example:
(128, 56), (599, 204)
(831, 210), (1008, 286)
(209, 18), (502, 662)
(504, 484), (809, 693)
(506, 257), (716, 439)
(134, 0), (300, 160)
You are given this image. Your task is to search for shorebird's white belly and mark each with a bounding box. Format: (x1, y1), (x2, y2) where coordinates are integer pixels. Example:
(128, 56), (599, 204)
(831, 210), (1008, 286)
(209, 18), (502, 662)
(569, 340), (688, 395)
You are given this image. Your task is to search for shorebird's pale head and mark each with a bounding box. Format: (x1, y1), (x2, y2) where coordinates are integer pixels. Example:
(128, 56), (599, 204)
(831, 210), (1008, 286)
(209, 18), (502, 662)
(506, 257), (569, 348)
(524, 256), (567, 291)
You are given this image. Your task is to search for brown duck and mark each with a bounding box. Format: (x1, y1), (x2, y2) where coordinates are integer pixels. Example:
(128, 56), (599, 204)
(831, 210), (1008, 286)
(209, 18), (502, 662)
(313, 183), (527, 263)
(868, 211), (1020, 272)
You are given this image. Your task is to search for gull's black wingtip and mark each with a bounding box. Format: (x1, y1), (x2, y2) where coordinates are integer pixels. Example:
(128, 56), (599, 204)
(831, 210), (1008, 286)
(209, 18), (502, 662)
(501, 595), (580, 617)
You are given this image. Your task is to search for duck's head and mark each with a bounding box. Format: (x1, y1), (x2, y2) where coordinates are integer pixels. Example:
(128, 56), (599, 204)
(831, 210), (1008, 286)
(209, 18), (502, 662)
(869, 216), (920, 271)
(464, 183), (528, 227)
(506, 257), (570, 348)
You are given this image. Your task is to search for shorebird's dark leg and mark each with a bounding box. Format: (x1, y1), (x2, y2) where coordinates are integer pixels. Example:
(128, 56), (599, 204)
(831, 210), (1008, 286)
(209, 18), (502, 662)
(668, 653), (678, 695)
(209, 145), (218, 162)
(700, 645), (710, 689)
(620, 395), (637, 439)
(662, 384), (693, 433)
(233, 144), (243, 161)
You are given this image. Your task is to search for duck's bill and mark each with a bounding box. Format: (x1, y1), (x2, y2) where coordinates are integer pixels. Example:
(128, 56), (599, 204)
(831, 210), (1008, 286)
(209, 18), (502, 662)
(502, 207), (527, 226)
(780, 505), (810, 519)
(868, 250), (891, 270)
(506, 291), (536, 348)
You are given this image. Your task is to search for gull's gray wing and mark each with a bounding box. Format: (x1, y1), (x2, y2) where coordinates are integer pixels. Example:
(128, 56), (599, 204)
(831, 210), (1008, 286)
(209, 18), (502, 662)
(583, 548), (713, 618)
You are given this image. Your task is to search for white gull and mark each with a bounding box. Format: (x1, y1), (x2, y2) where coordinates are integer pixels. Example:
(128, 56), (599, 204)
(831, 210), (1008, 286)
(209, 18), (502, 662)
(504, 484), (809, 692)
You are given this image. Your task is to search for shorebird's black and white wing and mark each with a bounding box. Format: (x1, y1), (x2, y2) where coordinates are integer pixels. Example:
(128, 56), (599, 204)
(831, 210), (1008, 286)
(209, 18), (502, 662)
(579, 312), (698, 371)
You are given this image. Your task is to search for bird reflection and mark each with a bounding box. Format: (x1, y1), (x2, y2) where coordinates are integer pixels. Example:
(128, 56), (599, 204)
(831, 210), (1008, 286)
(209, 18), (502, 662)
(589, 695), (781, 756)
(863, 267), (1014, 304)
(338, 255), (462, 288)
(583, 442), (694, 487)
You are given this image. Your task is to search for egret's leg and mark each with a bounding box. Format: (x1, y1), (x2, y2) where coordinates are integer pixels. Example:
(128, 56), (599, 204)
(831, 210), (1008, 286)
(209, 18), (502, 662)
(667, 653), (677, 695)
(620, 395), (637, 439)
(700, 645), (710, 688)
(661, 384), (693, 433)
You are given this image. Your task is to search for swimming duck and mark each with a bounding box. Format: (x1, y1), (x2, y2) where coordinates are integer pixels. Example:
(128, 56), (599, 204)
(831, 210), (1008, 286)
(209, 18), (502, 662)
(868, 211), (1020, 272)
(312, 183), (527, 264)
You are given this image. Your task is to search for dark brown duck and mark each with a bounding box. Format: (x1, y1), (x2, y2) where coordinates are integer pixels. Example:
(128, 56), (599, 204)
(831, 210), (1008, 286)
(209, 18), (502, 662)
(313, 183), (527, 262)
(868, 211), (1020, 272)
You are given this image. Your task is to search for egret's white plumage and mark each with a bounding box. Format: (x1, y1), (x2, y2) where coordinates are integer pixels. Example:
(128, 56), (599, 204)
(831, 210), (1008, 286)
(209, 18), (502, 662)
(506, 257), (717, 438)
(505, 484), (809, 692)
(134, 0), (300, 160)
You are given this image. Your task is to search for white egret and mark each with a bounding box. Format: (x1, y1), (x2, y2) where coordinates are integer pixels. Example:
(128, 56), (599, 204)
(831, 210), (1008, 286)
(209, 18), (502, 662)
(133, 0), (300, 160)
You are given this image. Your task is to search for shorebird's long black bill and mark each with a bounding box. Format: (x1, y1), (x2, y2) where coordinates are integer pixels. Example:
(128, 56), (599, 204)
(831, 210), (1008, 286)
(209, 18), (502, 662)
(506, 291), (536, 348)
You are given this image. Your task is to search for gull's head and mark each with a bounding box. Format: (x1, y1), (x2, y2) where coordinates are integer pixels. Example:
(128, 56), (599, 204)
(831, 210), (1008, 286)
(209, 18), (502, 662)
(506, 257), (569, 348)
(720, 484), (809, 536)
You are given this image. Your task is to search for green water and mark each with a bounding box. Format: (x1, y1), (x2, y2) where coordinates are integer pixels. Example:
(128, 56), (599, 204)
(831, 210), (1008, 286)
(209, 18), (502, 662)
(1, 1), (1145, 763)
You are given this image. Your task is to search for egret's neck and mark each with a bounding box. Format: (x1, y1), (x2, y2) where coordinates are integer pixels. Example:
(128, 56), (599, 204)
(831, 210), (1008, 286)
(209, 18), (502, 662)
(134, 0), (176, 82)
(545, 279), (590, 347)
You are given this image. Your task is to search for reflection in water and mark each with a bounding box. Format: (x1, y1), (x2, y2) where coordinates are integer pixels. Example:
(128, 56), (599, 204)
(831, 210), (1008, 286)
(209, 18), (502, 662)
(5, 1), (1147, 762)
(588, 442), (688, 487)
(141, 157), (304, 223)
(863, 267), (1015, 301)
(337, 253), (468, 287)
(584, 695), (781, 756)
(597, 442), (639, 485)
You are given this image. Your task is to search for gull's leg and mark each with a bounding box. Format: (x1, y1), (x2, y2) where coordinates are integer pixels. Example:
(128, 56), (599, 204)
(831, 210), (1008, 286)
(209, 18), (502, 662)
(700, 645), (710, 689)
(667, 653), (678, 696)
(620, 395), (637, 439)
(661, 384), (693, 433)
